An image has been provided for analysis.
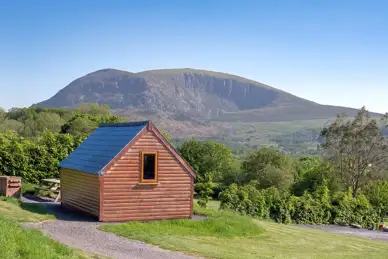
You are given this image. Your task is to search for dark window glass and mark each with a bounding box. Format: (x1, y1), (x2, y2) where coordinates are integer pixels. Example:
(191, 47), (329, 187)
(143, 153), (156, 180)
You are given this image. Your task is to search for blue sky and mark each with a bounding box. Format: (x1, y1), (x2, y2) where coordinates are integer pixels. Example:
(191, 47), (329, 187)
(0, 0), (387, 112)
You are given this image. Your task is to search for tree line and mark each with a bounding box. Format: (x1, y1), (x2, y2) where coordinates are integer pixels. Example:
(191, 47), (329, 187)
(178, 107), (388, 226)
(0, 104), (388, 226)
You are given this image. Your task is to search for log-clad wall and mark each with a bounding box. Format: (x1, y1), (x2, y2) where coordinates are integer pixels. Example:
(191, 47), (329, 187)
(60, 168), (100, 217)
(102, 131), (193, 222)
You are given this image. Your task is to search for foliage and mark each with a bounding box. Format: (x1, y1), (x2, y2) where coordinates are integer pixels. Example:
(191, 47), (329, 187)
(220, 180), (379, 228)
(365, 181), (388, 221)
(288, 185), (332, 225)
(178, 138), (234, 203)
(219, 181), (268, 218)
(292, 157), (340, 196)
(178, 138), (234, 180)
(330, 190), (379, 228)
(320, 107), (388, 197)
(0, 130), (80, 183)
(195, 174), (216, 207)
(241, 148), (294, 189)
(60, 113), (127, 138)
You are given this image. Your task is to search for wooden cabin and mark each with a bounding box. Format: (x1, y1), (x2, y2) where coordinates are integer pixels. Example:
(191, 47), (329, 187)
(58, 121), (196, 222)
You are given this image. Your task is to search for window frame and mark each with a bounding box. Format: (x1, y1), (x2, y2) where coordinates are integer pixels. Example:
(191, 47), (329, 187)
(140, 151), (158, 183)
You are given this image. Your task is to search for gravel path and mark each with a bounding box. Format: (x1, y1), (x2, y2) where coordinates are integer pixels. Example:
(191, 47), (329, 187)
(300, 224), (388, 242)
(22, 199), (198, 259)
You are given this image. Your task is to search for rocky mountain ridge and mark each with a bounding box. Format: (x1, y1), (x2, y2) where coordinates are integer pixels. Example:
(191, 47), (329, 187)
(33, 68), (367, 123)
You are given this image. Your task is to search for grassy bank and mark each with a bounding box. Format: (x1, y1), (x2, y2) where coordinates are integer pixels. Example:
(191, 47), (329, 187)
(101, 201), (388, 259)
(0, 217), (88, 259)
(0, 197), (54, 222)
(0, 198), (99, 259)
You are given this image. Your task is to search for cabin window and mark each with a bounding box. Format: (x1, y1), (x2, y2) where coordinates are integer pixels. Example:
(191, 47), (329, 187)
(141, 152), (158, 182)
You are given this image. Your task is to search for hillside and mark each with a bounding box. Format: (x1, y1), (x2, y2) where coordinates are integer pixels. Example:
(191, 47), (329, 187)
(33, 68), (382, 154)
(33, 68), (365, 121)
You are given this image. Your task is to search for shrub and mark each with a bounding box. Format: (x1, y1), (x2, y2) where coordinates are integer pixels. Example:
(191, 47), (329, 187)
(220, 181), (379, 228)
(0, 130), (80, 183)
(365, 181), (388, 222)
(262, 187), (291, 224)
(331, 190), (379, 228)
(219, 181), (268, 218)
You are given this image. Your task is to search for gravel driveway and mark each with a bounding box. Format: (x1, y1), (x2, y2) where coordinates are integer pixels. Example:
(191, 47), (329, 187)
(22, 199), (198, 259)
(300, 224), (388, 242)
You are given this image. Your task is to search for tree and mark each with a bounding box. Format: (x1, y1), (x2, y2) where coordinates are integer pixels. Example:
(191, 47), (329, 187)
(61, 113), (127, 138)
(320, 107), (388, 197)
(366, 181), (388, 222)
(178, 138), (234, 180)
(257, 164), (294, 190)
(0, 119), (24, 134)
(74, 103), (111, 116)
(178, 138), (234, 206)
(241, 148), (295, 189)
(195, 174), (216, 207)
(35, 112), (64, 133)
(0, 107), (5, 121)
(292, 157), (341, 196)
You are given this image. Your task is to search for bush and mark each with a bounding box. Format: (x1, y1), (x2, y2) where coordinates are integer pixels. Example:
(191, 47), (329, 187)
(220, 181), (379, 228)
(331, 190), (379, 228)
(262, 187), (291, 224)
(219, 181), (268, 218)
(365, 181), (388, 222)
(0, 130), (80, 183)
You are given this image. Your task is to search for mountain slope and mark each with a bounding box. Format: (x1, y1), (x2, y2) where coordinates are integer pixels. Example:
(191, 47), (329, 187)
(33, 68), (366, 122)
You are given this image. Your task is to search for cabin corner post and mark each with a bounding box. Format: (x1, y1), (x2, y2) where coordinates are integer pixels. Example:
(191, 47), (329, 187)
(99, 176), (104, 222)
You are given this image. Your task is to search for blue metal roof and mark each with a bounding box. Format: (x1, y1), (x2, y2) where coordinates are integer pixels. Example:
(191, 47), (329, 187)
(58, 121), (149, 174)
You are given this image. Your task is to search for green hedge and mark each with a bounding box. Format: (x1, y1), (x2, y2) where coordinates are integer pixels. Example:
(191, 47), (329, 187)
(0, 130), (81, 183)
(219, 181), (379, 228)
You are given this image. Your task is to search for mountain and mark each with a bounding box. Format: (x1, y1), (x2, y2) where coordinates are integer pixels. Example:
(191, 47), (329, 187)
(34, 68), (367, 122)
(33, 68), (382, 154)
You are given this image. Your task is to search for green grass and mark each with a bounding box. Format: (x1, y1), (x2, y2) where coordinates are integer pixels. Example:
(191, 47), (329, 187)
(0, 197), (104, 259)
(0, 216), (91, 259)
(0, 197), (55, 222)
(192, 199), (220, 216)
(0, 198), (102, 258)
(101, 211), (263, 240)
(22, 182), (38, 195)
(101, 200), (388, 259)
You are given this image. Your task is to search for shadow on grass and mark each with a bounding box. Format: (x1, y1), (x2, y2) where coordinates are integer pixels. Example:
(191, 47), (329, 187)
(2, 195), (97, 222)
(20, 203), (54, 217)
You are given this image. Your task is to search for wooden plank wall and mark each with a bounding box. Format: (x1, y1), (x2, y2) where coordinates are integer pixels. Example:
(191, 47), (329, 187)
(102, 131), (193, 222)
(60, 168), (100, 217)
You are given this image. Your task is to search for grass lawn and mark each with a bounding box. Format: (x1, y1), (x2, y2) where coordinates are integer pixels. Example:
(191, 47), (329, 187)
(101, 200), (388, 259)
(0, 197), (101, 259)
(0, 197), (54, 222)
(0, 216), (90, 259)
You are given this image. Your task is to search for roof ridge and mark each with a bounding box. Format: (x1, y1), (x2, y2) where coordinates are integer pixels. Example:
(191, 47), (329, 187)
(100, 121), (150, 127)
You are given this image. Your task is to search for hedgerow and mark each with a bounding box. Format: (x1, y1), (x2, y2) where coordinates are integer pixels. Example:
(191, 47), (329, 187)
(0, 130), (81, 183)
(219, 181), (379, 228)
